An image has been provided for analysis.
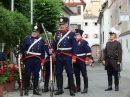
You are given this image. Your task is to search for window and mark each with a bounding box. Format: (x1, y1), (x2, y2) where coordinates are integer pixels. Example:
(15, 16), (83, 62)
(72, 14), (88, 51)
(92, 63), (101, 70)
(70, 24), (81, 30)
(92, 1), (99, 5)
(129, 0), (130, 15)
(85, 34), (89, 38)
(118, 6), (121, 23)
(110, 16), (113, 28)
(94, 34), (98, 38)
(103, 32), (104, 43)
(85, 22), (88, 26)
(77, 6), (81, 15)
(70, 7), (77, 13)
(70, 24), (77, 30)
(93, 22), (98, 26)
(77, 24), (81, 29)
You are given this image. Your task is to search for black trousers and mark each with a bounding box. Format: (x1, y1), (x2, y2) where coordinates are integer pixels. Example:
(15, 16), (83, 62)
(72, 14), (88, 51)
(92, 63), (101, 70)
(106, 62), (118, 76)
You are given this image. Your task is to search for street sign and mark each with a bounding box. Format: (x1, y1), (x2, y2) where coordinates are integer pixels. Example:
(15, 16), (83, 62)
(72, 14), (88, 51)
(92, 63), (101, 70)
(120, 15), (129, 21)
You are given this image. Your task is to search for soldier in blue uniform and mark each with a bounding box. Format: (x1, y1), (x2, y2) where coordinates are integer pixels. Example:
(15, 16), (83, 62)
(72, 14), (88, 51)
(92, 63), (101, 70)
(49, 16), (77, 96)
(20, 23), (45, 95)
(74, 29), (91, 93)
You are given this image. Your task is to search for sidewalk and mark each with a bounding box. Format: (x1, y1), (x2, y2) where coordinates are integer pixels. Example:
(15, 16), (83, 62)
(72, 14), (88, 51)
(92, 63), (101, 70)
(3, 62), (130, 97)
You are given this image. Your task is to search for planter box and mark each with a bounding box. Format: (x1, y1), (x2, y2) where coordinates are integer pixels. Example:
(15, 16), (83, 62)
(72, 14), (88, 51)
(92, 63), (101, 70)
(0, 83), (4, 97)
(3, 81), (15, 92)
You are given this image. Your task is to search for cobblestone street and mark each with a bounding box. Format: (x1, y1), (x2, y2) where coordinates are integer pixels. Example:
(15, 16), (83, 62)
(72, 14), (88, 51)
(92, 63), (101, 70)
(3, 63), (130, 97)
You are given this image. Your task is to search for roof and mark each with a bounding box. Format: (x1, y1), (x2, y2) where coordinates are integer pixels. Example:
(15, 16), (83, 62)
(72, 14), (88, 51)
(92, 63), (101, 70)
(64, 0), (86, 6)
(62, 1), (74, 15)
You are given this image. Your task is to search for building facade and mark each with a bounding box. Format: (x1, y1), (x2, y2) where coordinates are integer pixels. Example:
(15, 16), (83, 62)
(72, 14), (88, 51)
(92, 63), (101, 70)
(98, 0), (130, 71)
(64, 0), (103, 60)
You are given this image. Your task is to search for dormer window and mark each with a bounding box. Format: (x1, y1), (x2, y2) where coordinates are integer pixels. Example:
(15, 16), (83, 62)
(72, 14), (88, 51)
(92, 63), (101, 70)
(77, 6), (81, 15)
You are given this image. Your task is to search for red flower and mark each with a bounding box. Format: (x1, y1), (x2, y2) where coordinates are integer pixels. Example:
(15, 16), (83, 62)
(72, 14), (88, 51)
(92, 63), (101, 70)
(0, 69), (4, 75)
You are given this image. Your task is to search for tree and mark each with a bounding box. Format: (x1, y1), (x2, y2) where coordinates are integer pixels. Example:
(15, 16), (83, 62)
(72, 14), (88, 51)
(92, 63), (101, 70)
(0, 6), (31, 53)
(0, 0), (30, 20)
(33, 0), (62, 32)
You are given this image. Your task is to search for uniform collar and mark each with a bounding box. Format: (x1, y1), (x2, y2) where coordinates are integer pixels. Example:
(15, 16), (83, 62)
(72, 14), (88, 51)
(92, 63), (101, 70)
(31, 36), (38, 39)
(110, 39), (116, 42)
(60, 29), (68, 33)
(78, 38), (82, 42)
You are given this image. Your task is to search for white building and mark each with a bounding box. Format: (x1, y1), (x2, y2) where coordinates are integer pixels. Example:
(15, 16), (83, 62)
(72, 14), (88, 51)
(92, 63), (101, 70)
(64, 0), (103, 60)
(97, 1), (110, 59)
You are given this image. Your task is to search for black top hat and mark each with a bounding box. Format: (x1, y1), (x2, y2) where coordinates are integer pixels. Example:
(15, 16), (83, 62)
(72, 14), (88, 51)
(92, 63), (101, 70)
(32, 23), (43, 33)
(75, 29), (84, 36)
(59, 16), (69, 25)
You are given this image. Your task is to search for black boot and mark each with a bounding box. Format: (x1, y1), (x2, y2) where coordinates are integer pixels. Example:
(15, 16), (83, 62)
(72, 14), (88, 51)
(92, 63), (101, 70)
(33, 77), (41, 95)
(75, 76), (81, 92)
(69, 75), (75, 96)
(114, 75), (119, 91)
(42, 75), (49, 92)
(54, 75), (64, 95)
(64, 78), (69, 89)
(24, 77), (30, 95)
(105, 75), (112, 91)
(81, 76), (88, 93)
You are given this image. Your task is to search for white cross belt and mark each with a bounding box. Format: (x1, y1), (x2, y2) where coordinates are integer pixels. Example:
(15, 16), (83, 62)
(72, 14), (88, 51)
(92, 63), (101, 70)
(26, 51), (41, 55)
(57, 47), (72, 50)
(76, 53), (86, 56)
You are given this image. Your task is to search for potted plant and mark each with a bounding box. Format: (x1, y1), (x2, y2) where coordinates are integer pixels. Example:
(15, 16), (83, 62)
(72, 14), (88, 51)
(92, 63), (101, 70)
(3, 64), (19, 92)
(0, 64), (8, 97)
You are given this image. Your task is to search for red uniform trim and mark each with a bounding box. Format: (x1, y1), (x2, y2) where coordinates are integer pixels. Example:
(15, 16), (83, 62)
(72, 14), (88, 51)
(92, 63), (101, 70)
(41, 59), (45, 64)
(23, 55), (45, 63)
(44, 59), (50, 63)
(57, 52), (76, 60)
(72, 56), (76, 60)
(76, 57), (85, 62)
(85, 57), (90, 61)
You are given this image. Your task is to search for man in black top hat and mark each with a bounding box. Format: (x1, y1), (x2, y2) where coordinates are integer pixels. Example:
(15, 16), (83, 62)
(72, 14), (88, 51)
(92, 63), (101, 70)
(74, 29), (91, 93)
(49, 16), (77, 96)
(20, 23), (45, 95)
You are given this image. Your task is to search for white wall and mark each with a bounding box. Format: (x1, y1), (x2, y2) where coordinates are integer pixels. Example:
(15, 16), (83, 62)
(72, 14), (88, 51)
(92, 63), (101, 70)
(118, 35), (130, 71)
(102, 9), (110, 48)
(82, 18), (99, 47)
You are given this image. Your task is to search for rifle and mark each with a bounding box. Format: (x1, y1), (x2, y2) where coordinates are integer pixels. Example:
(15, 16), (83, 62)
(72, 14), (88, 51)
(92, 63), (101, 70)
(118, 65), (122, 83)
(73, 83), (77, 93)
(41, 24), (54, 97)
(18, 54), (23, 96)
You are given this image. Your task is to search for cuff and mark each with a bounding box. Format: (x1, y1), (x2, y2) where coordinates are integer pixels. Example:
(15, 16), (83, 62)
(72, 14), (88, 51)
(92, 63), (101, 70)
(41, 59), (45, 64)
(72, 56), (76, 60)
(52, 49), (54, 53)
(85, 57), (90, 61)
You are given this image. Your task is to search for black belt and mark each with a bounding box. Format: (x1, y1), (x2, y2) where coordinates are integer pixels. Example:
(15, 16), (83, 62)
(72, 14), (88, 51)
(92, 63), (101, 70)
(107, 56), (118, 60)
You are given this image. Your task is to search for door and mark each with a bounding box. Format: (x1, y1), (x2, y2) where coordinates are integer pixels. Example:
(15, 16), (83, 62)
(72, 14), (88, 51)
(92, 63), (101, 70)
(91, 45), (99, 60)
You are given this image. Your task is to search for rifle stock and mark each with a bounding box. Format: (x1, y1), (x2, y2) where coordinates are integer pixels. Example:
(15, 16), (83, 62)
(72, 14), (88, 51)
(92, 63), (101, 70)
(73, 83), (77, 93)
(18, 54), (23, 96)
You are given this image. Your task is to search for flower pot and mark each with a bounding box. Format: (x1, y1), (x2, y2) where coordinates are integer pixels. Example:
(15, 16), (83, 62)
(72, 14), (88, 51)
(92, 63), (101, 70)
(0, 83), (4, 97)
(3, 80), (15, 92)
